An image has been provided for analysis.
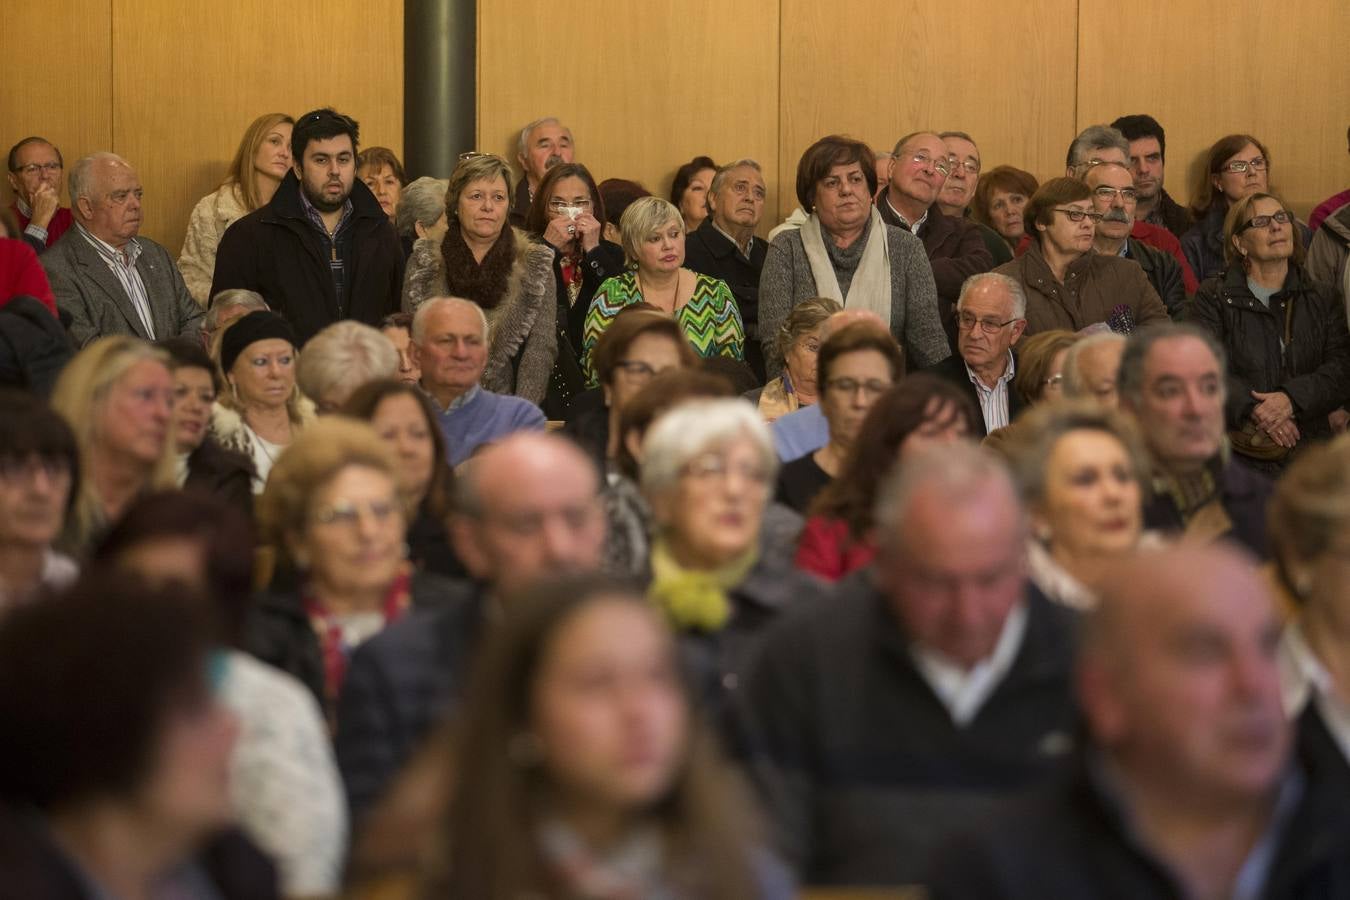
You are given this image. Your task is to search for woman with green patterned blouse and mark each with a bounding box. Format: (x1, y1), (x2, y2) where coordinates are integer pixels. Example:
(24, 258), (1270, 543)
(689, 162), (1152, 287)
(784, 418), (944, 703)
(582, 197), (744, 385)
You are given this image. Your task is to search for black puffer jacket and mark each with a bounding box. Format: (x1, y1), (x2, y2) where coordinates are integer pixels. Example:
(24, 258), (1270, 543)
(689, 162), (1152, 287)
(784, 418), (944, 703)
(1187, 264), (1350, 444)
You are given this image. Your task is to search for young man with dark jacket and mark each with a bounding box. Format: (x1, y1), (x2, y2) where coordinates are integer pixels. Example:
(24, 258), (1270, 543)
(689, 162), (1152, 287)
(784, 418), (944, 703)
(211, 108), (404, 345)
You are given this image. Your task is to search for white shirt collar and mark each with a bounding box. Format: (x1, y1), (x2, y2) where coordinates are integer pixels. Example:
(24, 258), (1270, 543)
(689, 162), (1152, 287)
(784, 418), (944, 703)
(885, 196), (928, 236)
(964, 349), (1016, 391)
(911, 602), (1029, 726)
(1278, 622), (1350, 762)
(712, 221), (754, 258)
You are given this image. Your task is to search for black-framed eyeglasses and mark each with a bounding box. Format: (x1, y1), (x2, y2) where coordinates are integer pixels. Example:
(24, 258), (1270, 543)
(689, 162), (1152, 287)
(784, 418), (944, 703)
(613, 360), (672, 380)
(1054, 207), (1105, 223)
(1223, 156), (1268, 174)
(957, 312), (1022, 334)
(1236, 210), (1292, 234)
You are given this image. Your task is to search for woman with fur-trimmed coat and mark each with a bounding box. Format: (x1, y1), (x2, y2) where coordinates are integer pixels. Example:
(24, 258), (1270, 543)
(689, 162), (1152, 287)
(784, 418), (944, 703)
(401, 154), (557, 405)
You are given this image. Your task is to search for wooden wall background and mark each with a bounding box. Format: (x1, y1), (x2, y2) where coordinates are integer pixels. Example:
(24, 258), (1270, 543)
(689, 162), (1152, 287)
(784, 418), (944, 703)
(2, 1), (1345, 255)
(0, 0), (403, 255)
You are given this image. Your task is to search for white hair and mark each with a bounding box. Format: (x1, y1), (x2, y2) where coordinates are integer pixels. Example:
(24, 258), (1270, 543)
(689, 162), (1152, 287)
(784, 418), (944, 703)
(956, 272), (1027, 320)
(411, 296), (490, 344)
(874, 443), (1022, 552)
(296, 321), (399, 405)
(68, 151), (131, 206)
(1063, 332), (1127, 399)
(517, 117), (573, 158)
(709, 159), (764, 196)
(395, 176), (449, 239)
(639, 399), (776, 498)
(204, 289), (268, 333)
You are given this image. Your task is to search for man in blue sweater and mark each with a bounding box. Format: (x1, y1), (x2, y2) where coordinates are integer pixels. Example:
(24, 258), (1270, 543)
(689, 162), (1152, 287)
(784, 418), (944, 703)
(412, 296), (545, 465)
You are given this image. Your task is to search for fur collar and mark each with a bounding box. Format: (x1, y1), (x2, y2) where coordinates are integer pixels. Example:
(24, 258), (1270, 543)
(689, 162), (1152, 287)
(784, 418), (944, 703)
(440, 222), (516, 310)
(208, 395), (317, 456)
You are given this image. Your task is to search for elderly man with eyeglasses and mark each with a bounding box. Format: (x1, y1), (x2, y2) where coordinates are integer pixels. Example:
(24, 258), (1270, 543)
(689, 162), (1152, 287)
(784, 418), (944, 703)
(994, 176), (1169, 337)
(925, 273), (1027, 437)
(878, 131), (994, 351)
(6, 137), (73, 253)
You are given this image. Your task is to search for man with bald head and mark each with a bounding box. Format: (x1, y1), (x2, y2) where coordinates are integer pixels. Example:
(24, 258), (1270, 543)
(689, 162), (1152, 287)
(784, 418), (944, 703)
(336, 430), (607, 824)
(40, 152), (201, 346)
(929, 544), (1350, 898)
(412, 296), (545, 465)
(879, 131), (993, 346)
(739, 444), (1079, 887)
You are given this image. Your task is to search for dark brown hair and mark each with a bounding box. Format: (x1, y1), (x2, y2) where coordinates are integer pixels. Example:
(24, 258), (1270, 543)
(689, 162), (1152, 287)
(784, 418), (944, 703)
(597, 178), (652, 228)
(817, 321), (904, 389)
(424, 574), (761, 899)
(810, 374), (980, 538)
(591, 308), (699, 388)
(0, 569), (213, 810)
(795, 135), (877, 213)
(669, 156), (717, 207)
(1025, 177), (1093, 243)
(342, 378), (454, 520)
(523, 162), (606, 238)
(1190, 133), (1271, 218)
(0, 389), (80, 520)
(971, 165), (1040, 230)
(380, 311), (414, 333)
(615, 369), (736, 479)
(92, 490), (256, 646)
(357, 146), (407, 185)
(1013, 329), (1078, 405)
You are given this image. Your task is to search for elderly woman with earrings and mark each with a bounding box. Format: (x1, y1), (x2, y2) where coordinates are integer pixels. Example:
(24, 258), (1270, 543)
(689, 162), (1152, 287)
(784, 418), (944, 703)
(1188, 192), (1350, 472)
(581, 196), (744, 385)
(49, 336), (177, 555)
(748, 296), (841, 422)
(179, 112), (294, 306)
(244, 417), (457, 720)
(209, 310), (314, 494)
(402, 153), (557, 405)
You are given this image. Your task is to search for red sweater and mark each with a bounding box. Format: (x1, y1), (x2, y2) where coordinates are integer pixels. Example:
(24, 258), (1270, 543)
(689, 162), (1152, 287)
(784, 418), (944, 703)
(11, 203), (73, 248)
(0, 238), (56, 315)
(795, 515), (877, 582)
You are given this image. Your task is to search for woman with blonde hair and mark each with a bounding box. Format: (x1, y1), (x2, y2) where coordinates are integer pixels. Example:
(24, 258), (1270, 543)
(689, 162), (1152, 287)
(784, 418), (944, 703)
(49, 336), (177, 554)
(178, 113), (294, 306)
(402, 153), (558, 404)
(209, 310), (314, 494)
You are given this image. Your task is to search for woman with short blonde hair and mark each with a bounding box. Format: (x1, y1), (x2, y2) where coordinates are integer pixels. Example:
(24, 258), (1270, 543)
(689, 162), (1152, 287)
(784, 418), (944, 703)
(50, 336), (177, 553)
(581, 197), (744, 384)
(178, 112), (294, 305)
(296, 320), (399, 414)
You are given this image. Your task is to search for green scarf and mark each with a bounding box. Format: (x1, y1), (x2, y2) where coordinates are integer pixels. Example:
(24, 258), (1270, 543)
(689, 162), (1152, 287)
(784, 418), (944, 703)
(648, 538), (758, 632)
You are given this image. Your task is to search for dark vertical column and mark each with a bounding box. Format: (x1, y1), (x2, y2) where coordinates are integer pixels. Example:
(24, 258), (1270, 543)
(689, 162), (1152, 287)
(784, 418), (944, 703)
(404, 0), (475, 178)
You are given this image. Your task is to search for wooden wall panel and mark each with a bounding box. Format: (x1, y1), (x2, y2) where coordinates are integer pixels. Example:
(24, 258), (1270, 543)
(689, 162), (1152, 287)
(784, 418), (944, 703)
(477, 0), (781, 235)
(778, 0), (1078, 220)
(111, 0), (403, 254)
(0, 0), (112, 211)
(1077, 0), (1350, 217)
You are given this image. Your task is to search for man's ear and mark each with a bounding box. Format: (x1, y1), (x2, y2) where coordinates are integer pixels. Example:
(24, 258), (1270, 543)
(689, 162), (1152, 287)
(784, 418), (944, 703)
(5, 172), (18, 196)
(74, 194), (94, 221)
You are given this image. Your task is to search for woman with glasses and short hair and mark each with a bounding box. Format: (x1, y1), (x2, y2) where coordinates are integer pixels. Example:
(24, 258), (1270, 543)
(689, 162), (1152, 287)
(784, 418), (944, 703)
(1187, 192), (1350, 472)
(1183, 134), (1313, 282)
(993, 177), (1169, 336)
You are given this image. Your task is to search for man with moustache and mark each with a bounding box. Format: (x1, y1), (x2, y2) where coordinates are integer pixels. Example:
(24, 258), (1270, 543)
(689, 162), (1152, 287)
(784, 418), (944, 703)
(508, 116), (574, 226)
(40, 153), (201, 346)
(211, 107), (404, 344)
(684, 159), (770, 378)
(1084, 161), (1185, 318)
(878, 131), (993, 347)
(6, 136), (73, 253)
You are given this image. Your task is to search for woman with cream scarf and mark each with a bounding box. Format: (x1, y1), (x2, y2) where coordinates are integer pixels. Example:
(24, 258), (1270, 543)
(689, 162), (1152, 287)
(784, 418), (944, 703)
(757, 134), (950, 379)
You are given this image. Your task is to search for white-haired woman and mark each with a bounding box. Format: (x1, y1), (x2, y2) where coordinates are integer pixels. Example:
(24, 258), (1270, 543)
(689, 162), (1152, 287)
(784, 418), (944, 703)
(581, 197), (745, 385)
(401, 154), (557, 405)
(640, 398), (820, 709)
(394, 176), (449, 259)
(296, 320), (399, 414)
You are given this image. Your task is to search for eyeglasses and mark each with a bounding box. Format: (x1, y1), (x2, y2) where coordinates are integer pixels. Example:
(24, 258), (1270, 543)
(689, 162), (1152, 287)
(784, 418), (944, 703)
(1092, 185), (1138, 203)
(1043, 373), (1065, 388)
(957, 312), (1021, 334)
(825, 377), (892, 397)
(13, 162), (62, 177)
(681, 452), (770, 486)
(548, 199), (592, 211)
(1236, 210), (1292, 234)
(1223, 156), (1267, 174)
(313, 498), (401, 529)
(945, 156), (980, 176)
(907, 153), (951, 177)
(458, 151), (487, 162)
(613, 360), (673, 380)
(1054, 207), (1105, 223)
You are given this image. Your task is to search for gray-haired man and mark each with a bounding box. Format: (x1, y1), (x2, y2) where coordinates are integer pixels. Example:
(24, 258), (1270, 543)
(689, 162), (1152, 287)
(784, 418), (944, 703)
(509, 117), (574, 226)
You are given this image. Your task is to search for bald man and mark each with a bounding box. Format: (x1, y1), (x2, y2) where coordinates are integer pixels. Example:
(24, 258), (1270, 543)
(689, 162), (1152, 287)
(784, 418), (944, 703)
(336, 432), (607, 824)
(41, 152), (201, 346)
(928, 544), (1350, 898)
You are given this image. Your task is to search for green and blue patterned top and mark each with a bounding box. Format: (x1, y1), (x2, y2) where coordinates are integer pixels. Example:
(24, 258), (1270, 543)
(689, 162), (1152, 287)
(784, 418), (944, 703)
(581, 270), (745, 385)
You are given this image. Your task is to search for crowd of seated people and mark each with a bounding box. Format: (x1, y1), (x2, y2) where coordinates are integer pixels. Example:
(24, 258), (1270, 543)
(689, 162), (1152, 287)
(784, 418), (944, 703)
(3, 101), (1350, 900)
